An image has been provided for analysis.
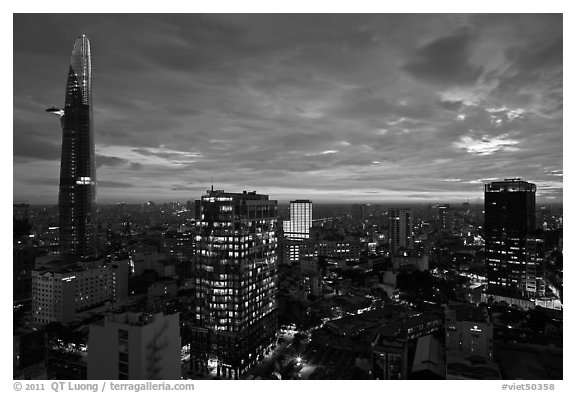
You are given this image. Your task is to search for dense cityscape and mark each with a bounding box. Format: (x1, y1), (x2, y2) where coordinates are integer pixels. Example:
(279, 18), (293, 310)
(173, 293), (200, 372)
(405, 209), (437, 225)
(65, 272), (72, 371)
(14, 14), (562, 382)
(14, 195), (563, 380)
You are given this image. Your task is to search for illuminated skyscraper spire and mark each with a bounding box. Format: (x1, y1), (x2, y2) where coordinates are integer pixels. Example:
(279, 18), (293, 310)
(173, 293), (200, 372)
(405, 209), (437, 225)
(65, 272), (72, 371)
(48, 35), (97, 259)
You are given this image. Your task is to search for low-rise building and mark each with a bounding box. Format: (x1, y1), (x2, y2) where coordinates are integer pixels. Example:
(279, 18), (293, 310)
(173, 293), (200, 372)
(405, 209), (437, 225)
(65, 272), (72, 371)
(88, 312), (181, 380)
(371, 312), (443, 379)
(31, 259), (129, 326)
(445, 304), (500, 379)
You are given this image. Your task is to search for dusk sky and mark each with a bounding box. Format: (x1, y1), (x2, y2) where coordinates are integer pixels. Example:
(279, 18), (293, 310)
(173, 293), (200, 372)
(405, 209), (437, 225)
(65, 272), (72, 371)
(13, 13), (563, 204)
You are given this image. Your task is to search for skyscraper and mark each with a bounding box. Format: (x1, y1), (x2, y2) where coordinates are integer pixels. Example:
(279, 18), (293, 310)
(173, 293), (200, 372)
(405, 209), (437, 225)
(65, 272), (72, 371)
(484, 179), (537, 299)
(282, 200), (312, 264)
(388, 208), (413, 256)
(188, 190), (278, 378)
(285, 200), (313, 240)
(48, 35), (97, 260)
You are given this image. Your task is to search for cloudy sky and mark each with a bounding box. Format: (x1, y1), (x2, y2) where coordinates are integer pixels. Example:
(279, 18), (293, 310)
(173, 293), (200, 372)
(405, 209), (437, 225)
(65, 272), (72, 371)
(13, 14), (563, 204)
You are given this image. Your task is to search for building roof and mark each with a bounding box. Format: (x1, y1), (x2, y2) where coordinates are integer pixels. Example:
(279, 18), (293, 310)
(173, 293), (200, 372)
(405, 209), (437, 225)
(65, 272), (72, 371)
(446, 351), (501, 380)
(485, 179), (536, 192)
(411, 335), (445, 377)
(375, 312), (443, 342)
(97, 311), (178, 327)
(326, 306), (409, 336)
(203, 189), (270, 200)
(450, 304), (488, 324)
(33, 259), (109, 275)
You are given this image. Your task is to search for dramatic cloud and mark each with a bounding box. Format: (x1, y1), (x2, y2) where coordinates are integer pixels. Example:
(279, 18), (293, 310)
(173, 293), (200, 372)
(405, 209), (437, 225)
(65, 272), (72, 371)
(453, 134), (520, 155)
(402, 29), (484, 85)
(13, 14), (563, 204)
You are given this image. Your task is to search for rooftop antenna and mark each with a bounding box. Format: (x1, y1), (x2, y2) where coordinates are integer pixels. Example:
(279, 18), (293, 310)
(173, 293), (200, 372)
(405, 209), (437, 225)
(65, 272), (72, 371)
(211, 177), (214, 192)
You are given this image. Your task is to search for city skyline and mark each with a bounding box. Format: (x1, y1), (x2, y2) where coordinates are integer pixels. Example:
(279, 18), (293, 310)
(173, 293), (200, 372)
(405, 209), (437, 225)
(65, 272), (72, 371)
(14, 14), (562, 204)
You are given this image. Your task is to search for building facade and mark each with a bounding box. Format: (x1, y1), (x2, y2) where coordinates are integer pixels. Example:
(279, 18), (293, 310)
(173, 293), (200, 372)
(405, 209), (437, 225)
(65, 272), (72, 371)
(88, 312), (181, 380)
(284, 200), (312, 240)
(524, 235), (546, 297)
(281, 236), (362, 266)
(388, 208), (413, 256)
(282, 200), (312, 264)
(49, 35), (97, 260)
(484, 179), (538, 298)
(444, 304), (500, 379)
(31, 259), (128, 326)
(371, 313), (443, 380)
(188, 190), (278, 378)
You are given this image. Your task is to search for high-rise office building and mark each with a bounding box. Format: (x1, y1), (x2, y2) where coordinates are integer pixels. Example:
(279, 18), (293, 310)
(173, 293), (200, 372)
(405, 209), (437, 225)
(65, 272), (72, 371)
(48, 35), (97, 260)
(282, 199), (312, 264)
(484, 179), (538, 298)
(189, 190), (278, 378)
(388, 209), (413, 256)
(284, 200), (312, 239)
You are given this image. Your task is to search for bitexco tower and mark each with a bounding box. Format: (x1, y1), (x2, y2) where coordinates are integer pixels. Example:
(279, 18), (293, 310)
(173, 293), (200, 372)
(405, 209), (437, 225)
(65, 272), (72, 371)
(47, 35), (97, 260)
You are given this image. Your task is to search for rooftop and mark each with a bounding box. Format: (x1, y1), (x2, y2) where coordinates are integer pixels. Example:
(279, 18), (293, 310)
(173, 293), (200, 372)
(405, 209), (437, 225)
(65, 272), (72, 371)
(98, 311), (176, 327)
(375, 312), (443, 342)
(326, 305), (409, 336)
(450, 304), (488, 324)
(412, 335), (445, 377)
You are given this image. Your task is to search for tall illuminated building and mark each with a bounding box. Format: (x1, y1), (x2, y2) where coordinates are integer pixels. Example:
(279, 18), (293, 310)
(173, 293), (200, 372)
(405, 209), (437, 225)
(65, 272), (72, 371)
(47, 35), (97, 260)
(189, 190), (278, 378)
(284, 200), (312, 239)
(484, 179), (538, 298)
(282, 200), (312, 264)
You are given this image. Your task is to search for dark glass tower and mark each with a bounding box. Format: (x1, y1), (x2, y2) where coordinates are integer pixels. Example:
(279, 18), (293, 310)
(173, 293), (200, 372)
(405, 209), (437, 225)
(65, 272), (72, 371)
(484, 178), (536, 298)
(48, 35), (97, 260)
